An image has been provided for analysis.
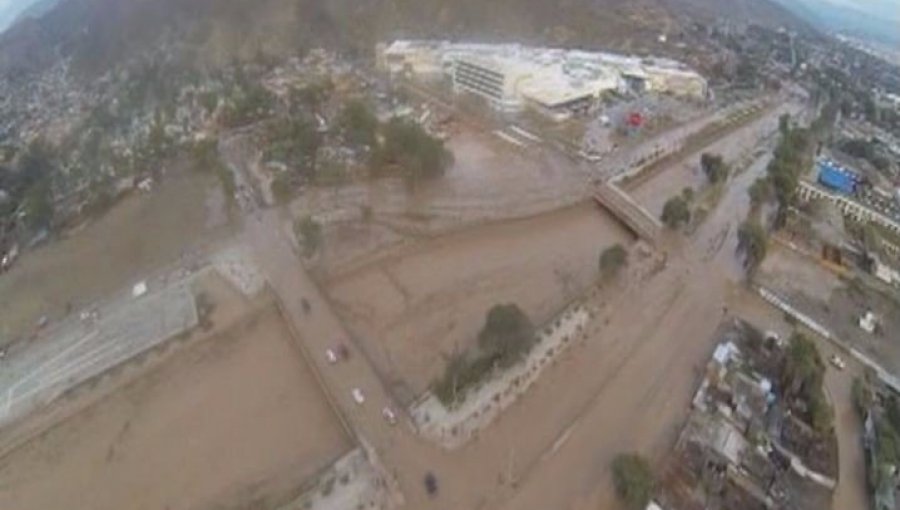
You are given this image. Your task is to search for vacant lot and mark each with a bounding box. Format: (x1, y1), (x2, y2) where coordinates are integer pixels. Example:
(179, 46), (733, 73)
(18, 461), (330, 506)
(0, 168), (229, 347)
(0, 295), (350, 510)
(758, 244), (900, 375)
(325, 202), (632, 402)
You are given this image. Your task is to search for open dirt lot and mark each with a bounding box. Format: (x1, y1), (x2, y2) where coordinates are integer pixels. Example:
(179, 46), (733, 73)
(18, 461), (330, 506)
(0, 275), (351, 510)
(758, 244), (900, 375)
(325, 202), (632, 403)
(0, 168), (229, 347)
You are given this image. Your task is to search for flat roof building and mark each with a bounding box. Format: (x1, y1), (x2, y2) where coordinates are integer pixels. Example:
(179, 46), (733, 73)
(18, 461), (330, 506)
(378, 40), (707, 119)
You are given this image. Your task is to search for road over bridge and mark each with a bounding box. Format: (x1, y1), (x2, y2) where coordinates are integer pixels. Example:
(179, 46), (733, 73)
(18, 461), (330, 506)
(592, 181), (662, 245)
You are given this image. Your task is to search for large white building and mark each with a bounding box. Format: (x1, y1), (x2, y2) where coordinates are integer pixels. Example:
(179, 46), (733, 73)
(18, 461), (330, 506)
(377, 40), (707, 119)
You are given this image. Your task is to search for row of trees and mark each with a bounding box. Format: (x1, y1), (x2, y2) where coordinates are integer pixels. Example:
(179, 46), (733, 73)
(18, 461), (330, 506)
(659, 153), (727, 231)
(782, 333), (832, 434)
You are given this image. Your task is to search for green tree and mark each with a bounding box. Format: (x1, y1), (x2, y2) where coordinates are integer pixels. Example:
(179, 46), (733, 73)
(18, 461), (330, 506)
(432, 303), (536, 407)
(21, 180), (54, 230)
(198, 91), (219, 115)
(886, 396), (900, 433)
(294, 215), (322, 258)
(779, 113), (791, 137)
(191, 138), (220, 173)
(748, 177), (773, 208)
(700, 152), (728, 184)
(809, 390), (833, 433)
(737, 220), (768, 274)
(611, 453), (655, 510)
(599, 244), (628, 279)
(477, 304), (536, 369)
(265, 117), (321, 179)
(290, 80), (333, 115)
(851, 377), (873, 418)
(782, 333), (824, 400)
(339, 99), (378, 149)
(372, 118), (453, 184)
(270, 173), (293, 204)
(661, 195), (690, 229)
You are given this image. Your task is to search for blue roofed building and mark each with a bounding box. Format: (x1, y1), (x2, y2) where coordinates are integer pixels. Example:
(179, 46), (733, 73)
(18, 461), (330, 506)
(817, 160), (857, 195)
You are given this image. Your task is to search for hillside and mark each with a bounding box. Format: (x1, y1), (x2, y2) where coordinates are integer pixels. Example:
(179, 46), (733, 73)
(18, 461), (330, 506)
(0, 0), (812, 78)
(772, 0), (900, 46)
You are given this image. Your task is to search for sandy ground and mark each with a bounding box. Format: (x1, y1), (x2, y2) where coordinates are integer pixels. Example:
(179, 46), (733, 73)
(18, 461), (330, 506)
(325, 202), (632, 402)
(0, 275), (350, 510)
(286, 129), (588, 276)
(0, 168), (230, 347)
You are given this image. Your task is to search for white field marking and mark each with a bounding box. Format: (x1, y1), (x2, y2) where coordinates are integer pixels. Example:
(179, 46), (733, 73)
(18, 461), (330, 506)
(5, 338), (130, 416)
(9, 346), (120, 408)
(6, 329), (100, 395)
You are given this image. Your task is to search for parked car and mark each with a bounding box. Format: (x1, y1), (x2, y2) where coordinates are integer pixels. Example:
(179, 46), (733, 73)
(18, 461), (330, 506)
(351, 388), (366, 405)
(325, 348), (338, 364)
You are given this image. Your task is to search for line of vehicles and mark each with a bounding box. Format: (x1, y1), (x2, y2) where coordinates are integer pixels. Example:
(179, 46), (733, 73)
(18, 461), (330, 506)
(324, 343), (398, 426)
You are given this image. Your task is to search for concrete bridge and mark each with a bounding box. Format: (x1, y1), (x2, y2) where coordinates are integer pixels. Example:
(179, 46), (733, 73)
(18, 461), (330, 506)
(592, 181), (662, 245)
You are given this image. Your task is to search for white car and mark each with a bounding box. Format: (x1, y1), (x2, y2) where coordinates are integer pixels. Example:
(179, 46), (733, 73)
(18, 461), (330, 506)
(830, 355), (846, 370)
(382, 406), (397, 425)
(325, 348), (338, 364)
(351, 388), (366, 405)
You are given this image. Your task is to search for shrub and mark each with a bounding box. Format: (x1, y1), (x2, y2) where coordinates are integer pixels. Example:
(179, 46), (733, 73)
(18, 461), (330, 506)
(701, 152), (728, 183)
(599, 244), (628, 279)
(737, 220), (768, 274)
(661, 195), (690, 229)
(294, 216), (322, 258)
(611, 453), (655, 510)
